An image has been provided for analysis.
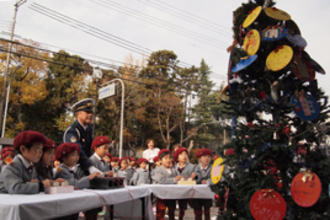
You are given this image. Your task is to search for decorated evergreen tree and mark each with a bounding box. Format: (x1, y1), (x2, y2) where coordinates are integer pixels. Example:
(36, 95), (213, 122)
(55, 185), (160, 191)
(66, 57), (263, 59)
(210, 0), (330, 219)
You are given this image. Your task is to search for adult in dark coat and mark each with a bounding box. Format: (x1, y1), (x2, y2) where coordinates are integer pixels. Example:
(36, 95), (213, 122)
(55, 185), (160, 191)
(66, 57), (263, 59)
(63, 98), (100, 174)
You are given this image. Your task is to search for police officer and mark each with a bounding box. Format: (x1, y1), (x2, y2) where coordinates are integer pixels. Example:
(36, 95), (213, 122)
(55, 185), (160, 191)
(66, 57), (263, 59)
(63, 98), (100, 174)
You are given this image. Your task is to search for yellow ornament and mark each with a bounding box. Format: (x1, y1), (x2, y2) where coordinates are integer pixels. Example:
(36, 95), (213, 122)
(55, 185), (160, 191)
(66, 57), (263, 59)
(211, 157), (225, 184)
(266, 45), (293, 71)
(265, 7), (291, 21)
(242, 6), (262, 28)
(243, 29), (260, 55)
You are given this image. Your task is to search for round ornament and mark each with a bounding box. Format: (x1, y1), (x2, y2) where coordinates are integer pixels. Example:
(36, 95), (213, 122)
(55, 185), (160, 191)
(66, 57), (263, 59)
(265, 7), (291, 21)
(266, 45), (293, 71)
(291, 171), (322, 207)
(250, 189), (287, 220)
(242, 6), (262, 28)
(232, 55), (258, 73)
(211, 157), (225, 184)
(243, 29), (260, 55)
(292, 54), (315, 81)
(262, 26), (288, 41)
(290, 91), (320, 121)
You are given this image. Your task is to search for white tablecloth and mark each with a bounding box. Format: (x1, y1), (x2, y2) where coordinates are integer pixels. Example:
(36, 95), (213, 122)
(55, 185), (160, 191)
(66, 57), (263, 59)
(0, 186), (150, 220)
(0, 184), (214, 220)
(148, 184), (215, 199)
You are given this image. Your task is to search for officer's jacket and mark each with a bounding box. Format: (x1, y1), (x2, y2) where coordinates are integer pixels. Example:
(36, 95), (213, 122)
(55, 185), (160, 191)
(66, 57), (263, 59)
(63, 120), (93, 171)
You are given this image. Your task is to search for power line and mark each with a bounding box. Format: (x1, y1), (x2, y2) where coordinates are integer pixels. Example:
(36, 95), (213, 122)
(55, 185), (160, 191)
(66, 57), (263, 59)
(28, 3), (197, 69)
(138, 0), (231, 36)
(90, 0), (227, 50)
(146, 0), (230, 35)
(29, 3), (152, 56)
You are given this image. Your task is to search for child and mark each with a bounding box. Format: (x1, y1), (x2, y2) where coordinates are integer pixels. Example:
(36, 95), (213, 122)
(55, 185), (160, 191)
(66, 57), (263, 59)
(103, 153), (112, 167)
(55, 143), (100, 189)
(117, 157), (133, 185)
(0, 130), (52, 194)
(0, 146), (16, 172)
(35, 138), (58, 181)
(152, 149), (183, 220)
(128, 157), (136, 169)
(89, 136), (113, 177)
(173, 146), (197, 220)
(55, 142), (101, 220)
(130, 158), (151, 185)
(110, 157), (119, 172)
(191, 148), (213, 220)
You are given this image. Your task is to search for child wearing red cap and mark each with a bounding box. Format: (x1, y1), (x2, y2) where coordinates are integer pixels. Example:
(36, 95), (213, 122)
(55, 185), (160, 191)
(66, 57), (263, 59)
(190, 148), (214, 220)
(55, 142), (101, 220)
(152, 149), (183, 220)
(173, 146), (197, 220)
(130, 158), (150, 185)
(89, 136), (113, 177)
(55, 143), (100, 189)
(0, 146), (16, 172)
(117, 157), (133, 185)
(35, 138), (61, 182)
(0, 130), (52, 194)
(110, 157), (119, 172)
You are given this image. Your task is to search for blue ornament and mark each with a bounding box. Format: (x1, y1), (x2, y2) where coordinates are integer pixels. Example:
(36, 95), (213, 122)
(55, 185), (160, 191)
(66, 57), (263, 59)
(231, 55), (258, 73)
(262, 25), (288, 41)
(290, 92), (320, 121)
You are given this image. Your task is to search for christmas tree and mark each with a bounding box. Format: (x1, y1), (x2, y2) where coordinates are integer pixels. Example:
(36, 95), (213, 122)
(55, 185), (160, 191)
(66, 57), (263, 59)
(211, 0), (330, 219)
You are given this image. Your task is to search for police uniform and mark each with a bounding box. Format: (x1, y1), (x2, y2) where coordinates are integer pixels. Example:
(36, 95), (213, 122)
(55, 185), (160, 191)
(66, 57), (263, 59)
(63, 98), (95, 172)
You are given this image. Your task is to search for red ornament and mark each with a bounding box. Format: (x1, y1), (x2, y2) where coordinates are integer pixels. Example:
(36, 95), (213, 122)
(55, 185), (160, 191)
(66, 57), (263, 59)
(224, 148), (235, 156)
(291, 171), (322, 207)
(282, 126), (290, 135)
(250, 189), (287, 220)
(259, 90), (267, 99)
(247, 122), (254, 128)
(214, 194), (220, 200)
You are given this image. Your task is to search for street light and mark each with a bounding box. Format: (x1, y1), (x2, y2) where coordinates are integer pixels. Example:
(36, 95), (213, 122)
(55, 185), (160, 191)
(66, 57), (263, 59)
(0, 0), (27, 138)
(99, 78), (125, 158)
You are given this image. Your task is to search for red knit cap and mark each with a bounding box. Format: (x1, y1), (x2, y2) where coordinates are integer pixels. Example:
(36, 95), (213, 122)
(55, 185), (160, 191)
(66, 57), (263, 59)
(153, 155), (159, 163)
(44, 138), (57, 149)
(130, 157), (136, 162)
(158, 149), (171, 159)
(137, 158), (148, 165)
(111, 157), (119, 162)
(173, 147), (188, 162)
(91, 136), (111, 151)
(1, 147), (15, 160)
(56, 143), (80, 161)
(196, 148), (213, 158)
(13, 130), (47, 149)
(118, 157), (128, 166)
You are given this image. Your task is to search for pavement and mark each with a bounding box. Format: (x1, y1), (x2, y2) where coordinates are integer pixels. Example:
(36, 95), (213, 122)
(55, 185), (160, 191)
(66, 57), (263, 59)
(87, 206), (219, 219)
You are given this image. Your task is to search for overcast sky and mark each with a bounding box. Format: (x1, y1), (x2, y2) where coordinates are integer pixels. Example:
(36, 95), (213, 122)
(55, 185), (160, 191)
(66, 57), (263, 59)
(0, 0), (329, 97)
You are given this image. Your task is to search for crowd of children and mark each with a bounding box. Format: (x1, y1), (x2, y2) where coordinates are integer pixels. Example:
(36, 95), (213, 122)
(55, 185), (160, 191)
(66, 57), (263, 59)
(0, 130), (216, 220)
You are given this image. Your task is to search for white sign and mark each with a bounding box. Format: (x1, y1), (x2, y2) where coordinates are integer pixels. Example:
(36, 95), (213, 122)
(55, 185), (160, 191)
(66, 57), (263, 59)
(98, 84), (116, 99)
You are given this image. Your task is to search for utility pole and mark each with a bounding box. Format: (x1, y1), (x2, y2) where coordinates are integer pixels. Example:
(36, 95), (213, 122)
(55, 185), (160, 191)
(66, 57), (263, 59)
(0, 0), (27, 137)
